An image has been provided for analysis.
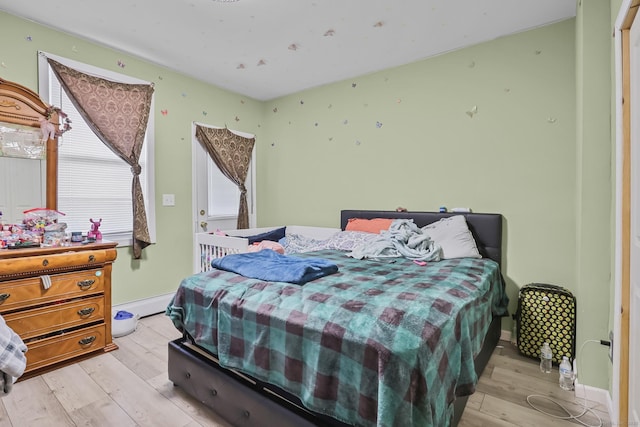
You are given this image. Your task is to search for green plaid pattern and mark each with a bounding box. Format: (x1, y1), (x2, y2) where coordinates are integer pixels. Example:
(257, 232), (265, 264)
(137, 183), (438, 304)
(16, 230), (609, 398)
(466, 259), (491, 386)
(167, 251), (507, 427)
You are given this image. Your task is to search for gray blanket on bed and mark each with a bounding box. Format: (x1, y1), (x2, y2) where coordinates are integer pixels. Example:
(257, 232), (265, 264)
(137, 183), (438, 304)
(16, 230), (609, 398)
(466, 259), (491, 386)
(348, 219), (441, 261)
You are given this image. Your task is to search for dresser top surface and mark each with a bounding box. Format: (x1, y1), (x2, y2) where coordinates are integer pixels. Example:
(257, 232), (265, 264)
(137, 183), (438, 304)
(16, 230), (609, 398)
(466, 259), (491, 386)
(0, 241), (118, 260)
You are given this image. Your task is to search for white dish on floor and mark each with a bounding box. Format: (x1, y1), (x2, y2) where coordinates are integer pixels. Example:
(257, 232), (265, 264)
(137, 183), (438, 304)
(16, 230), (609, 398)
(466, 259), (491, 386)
(112, 313), (140, 337)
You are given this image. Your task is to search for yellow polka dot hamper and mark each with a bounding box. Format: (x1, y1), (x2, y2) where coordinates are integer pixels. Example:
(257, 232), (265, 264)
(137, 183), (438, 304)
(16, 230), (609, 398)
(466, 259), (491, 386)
(513, 283), (576, 365)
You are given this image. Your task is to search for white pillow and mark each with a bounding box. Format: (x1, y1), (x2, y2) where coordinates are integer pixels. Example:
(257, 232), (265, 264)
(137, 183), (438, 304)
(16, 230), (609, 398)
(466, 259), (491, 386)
(421, 215), (481, 259)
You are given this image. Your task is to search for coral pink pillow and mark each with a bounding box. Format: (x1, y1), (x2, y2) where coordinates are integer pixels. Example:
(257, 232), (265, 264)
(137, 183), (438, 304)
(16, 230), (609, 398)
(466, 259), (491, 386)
(345, 218), (394, 234)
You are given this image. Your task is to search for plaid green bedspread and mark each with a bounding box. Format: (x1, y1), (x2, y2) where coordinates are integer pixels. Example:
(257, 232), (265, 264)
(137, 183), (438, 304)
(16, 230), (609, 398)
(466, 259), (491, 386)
(166, 250), (508, 427)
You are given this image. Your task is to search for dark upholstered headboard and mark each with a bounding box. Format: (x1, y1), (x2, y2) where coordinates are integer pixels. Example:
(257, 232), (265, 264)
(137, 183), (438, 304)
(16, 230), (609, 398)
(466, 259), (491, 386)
(340, 210), (503, 266)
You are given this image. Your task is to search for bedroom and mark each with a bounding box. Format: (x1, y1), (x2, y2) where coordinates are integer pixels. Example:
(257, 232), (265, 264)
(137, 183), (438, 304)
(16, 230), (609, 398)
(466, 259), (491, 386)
(0, 0), (630, 425)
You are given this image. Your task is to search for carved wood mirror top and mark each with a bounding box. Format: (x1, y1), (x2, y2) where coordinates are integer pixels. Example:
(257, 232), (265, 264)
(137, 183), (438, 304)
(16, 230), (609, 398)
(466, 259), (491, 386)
(0, 77), (58, 211)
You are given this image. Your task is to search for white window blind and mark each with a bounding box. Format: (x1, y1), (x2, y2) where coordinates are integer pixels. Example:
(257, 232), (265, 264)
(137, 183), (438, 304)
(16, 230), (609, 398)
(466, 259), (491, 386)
(39, 53), (155, 245)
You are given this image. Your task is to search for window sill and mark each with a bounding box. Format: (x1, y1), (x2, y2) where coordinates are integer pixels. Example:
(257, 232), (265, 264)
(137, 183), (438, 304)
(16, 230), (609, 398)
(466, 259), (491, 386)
(103, 232), (132, 247)
(103, 232), (156, 248)
(207, 214), (238, 220)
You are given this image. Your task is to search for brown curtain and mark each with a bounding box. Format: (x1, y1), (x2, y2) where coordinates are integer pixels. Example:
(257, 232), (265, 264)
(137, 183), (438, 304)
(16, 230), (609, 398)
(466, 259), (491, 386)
(195, 125), (255, 229)
(47, 58), (154, 259)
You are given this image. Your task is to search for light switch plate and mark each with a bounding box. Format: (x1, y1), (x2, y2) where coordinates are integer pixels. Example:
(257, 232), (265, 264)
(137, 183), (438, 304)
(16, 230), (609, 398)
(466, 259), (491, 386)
(162, 194), (175, 206)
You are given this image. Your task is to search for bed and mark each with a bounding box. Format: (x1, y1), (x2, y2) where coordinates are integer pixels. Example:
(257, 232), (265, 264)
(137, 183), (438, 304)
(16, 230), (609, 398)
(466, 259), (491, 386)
(167, 210), (508, 427)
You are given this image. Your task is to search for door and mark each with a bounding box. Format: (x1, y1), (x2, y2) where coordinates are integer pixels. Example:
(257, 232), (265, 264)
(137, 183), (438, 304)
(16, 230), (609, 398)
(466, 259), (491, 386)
(191, 122), (256, 234)
(628, 17), (640, 425)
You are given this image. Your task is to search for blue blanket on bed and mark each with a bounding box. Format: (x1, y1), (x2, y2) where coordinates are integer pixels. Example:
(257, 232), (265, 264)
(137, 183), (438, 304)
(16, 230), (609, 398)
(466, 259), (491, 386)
(211, 250), (338, 284)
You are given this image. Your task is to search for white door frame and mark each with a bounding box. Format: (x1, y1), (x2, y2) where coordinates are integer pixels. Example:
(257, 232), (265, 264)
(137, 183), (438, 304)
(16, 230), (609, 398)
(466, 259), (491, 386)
(614, 1), (638, 424)
(627, 15), (640, 425)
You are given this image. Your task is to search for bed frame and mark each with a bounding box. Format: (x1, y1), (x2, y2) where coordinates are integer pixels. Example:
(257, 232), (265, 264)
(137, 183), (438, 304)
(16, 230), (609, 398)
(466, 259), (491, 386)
(170, 210), (504, 426)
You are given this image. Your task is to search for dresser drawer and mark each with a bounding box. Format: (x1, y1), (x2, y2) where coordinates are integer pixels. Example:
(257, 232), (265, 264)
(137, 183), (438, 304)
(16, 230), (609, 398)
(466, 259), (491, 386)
(0, 242), (117, 378)
(0, 249), (113, 280)
(0, 268), (105, 313)
(4, 296), (105, 340)
(25, 324), (106, 373)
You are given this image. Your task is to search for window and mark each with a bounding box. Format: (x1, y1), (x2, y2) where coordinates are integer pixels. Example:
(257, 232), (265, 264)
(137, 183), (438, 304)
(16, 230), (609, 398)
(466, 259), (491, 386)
(208, 158), (242, 218)
(193, 123), (256, 231)
(38, 52), (155, 246)
(207, 153), (255, 219)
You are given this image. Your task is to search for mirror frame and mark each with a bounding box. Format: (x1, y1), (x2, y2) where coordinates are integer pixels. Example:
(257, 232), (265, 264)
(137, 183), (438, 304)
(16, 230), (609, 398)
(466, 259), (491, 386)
(0, 77), (58, 211)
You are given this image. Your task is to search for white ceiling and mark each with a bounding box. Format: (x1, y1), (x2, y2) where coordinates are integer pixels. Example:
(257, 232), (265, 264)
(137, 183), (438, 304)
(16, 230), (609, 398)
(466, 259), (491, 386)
(0, 0), (576, 101)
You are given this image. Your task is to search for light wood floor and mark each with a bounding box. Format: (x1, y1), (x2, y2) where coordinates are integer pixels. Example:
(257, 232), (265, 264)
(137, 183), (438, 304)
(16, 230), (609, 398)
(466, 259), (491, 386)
(0, 314), (610, 426)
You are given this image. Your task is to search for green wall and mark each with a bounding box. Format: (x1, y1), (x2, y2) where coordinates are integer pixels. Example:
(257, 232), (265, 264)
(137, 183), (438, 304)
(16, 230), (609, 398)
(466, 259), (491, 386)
(259, 18), (580, 362)
(1, 6), (615, 390)
(575, 0), (614, 390)
(0, 11), (264, 304)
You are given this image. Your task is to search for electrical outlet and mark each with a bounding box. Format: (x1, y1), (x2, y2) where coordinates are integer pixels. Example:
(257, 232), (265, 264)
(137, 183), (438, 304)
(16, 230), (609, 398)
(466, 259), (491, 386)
(609, 330), (614, 362)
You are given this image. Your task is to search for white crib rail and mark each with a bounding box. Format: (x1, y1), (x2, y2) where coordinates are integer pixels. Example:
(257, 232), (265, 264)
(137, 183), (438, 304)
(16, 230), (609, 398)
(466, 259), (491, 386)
(193, 225), (340, 274)
(194, 233), (249, 273)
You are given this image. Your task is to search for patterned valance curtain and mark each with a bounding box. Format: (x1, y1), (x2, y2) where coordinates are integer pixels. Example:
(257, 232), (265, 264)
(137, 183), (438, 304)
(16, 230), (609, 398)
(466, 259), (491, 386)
(195, 125), (255, 229)
(47, 58), (154, 259)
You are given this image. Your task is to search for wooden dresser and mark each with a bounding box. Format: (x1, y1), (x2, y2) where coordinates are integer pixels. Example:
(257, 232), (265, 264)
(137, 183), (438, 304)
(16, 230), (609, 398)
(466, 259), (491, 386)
(0, 241), (118, 378)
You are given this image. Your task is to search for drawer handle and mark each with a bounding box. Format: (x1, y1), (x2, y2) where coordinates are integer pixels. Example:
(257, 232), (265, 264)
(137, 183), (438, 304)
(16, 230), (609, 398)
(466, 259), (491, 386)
(0, 293), (10, 304)
(77, 279), (95, 290)
(78, 336), (96, 346)
(77, 307), (95, 317)
(42, 259), (49, 267)
(88, 255), (95, 262)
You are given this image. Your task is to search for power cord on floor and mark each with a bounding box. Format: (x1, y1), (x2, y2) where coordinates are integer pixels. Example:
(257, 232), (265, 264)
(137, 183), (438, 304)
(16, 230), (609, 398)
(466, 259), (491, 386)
(526, 339), (604, 427)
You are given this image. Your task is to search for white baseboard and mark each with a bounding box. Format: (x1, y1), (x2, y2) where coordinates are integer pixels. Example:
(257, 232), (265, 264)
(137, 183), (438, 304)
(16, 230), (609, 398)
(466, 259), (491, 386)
(500, 329), (511, 342)
(574, 377), (613, 422)
(112, 292), (175, 318)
